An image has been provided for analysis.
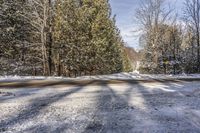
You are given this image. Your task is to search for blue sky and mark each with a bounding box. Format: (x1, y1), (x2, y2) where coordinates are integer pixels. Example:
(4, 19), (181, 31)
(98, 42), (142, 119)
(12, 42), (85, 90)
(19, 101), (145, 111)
(109, 0), (183, 50)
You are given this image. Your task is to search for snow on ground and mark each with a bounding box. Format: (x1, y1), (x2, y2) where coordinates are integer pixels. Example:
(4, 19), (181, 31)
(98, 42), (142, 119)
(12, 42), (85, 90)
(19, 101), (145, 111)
(0, 72), (200, 81)
(77, 72), (200, 80)
(1, 81), (200, 132)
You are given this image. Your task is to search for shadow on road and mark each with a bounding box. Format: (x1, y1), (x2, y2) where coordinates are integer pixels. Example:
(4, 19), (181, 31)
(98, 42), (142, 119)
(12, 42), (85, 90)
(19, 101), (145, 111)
(0, 81), (97, 132)
(83, 80), (200, 133)
(1, 80), (200, 132)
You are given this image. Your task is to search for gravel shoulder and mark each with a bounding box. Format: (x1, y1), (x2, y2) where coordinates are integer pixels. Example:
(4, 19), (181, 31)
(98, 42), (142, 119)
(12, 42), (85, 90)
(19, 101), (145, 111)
(0, 80), (200, 132)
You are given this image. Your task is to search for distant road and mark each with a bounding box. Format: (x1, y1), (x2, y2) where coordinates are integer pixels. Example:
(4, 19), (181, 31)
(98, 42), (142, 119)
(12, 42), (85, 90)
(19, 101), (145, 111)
(0, 78), (200, 88)
(0, 80), (200, 132)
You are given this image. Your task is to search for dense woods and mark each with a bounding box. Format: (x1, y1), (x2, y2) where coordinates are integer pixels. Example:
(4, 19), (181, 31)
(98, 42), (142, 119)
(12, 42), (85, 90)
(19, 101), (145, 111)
(136, 0), (200, 74)
(1, 0), (200, 76)
(0, 0), (132, 76)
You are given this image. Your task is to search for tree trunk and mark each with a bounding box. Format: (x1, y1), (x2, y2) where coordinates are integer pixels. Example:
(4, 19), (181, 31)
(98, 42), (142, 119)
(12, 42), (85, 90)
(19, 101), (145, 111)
(197, 31), (200, 73)
(48, 0), (53, 76)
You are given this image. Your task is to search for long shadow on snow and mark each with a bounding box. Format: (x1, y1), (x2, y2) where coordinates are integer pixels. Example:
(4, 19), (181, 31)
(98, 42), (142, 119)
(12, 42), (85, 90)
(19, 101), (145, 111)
(0, 88), (42, 103)
(0, 80), (100, 88)
(0, 81), (97, 132)
(129, 81), (200, 132)
(82, 80), (199, 133)
(82, 81), (137, 133)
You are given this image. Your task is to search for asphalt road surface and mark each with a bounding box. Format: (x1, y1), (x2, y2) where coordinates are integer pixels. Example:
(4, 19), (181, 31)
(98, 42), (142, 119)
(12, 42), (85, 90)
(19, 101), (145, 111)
(0, 80), (200, 133)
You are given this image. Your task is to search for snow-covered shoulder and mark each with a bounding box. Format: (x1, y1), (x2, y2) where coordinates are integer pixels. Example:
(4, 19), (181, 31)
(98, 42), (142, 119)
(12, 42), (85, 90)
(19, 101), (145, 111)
(1, 72), (200, 81)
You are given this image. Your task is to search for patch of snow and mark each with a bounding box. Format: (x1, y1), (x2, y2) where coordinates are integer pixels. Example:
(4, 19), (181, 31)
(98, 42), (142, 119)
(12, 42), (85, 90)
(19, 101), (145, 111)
(0, 72), (200, 81)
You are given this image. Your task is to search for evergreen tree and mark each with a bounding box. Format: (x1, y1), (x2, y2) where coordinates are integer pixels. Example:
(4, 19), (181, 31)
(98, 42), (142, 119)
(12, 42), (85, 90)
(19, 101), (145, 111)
(0, 0), (37, 75)
(0, 0), (133, 76)
(53, 0), (132, 76)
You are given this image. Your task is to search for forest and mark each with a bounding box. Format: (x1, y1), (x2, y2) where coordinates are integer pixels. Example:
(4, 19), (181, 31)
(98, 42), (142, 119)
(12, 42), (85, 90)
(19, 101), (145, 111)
(136, 0), (200, 74)
(0, 0), (133, 76)
(0, 0), (200, 76)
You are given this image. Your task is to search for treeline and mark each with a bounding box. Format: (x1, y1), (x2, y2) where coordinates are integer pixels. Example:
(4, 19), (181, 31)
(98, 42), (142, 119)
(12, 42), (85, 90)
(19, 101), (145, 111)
(124, 46), (139, 70)
(136, 0), (200, 74)
(0, 0), (132, 76)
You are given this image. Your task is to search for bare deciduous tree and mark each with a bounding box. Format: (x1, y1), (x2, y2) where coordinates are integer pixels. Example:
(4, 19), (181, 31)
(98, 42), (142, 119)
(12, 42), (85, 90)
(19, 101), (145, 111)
(135, 0), (176, 73)
(184, 0), (200, 72)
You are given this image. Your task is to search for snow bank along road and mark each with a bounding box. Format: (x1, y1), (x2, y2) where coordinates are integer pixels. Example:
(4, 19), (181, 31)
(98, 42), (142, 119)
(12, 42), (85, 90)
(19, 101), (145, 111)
(0, 79), (200, 132)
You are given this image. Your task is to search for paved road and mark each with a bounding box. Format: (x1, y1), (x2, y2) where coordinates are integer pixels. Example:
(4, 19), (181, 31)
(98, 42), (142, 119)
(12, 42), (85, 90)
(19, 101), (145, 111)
(0, 80), (200, 132)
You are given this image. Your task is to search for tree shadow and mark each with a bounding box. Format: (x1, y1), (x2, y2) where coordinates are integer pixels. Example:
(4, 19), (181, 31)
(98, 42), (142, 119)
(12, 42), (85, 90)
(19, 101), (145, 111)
(131, 81), (200, 132)
(83, 80), (200, 132)
(83, 81), (137, 133)
(1, 80), (200, 132)
(0, 81), (97, 132)
(0, 80), (97, 88)
(0, 88), (41, 103)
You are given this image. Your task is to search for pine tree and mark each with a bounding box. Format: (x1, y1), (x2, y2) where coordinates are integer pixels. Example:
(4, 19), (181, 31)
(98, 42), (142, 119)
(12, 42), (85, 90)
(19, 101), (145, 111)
(0, 0), (36, 75)
(53, 0), (132, 76)
(88, 0), (130, 74)
(0, 0), (133, 76)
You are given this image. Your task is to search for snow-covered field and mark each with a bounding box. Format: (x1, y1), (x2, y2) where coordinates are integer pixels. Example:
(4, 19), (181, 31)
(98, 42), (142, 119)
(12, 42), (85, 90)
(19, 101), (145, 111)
(1, 72), (200, 81)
